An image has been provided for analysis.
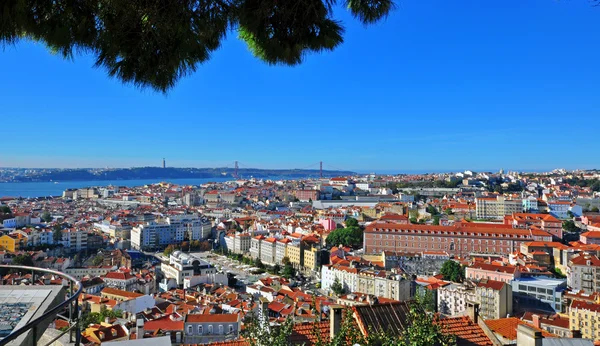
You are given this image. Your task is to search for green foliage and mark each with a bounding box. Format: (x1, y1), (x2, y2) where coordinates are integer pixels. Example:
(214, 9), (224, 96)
(281, 256), (290, 266)
(426, 205), (439, 216)
(439, 260), (464, 283)
(92, 255), (104, 266)
(401, 301), (456, 346)
(326, 221), (363, 248)
(331, 277), (345, 295)
(0, 205), (11, 214)
(433, 215), (440, 226)
(53, 225), (63, 242)
(81, 307), (123, 328)
(12, 254), (34, 267)
(163, 244), (177, 257)
(563, 220), (579, 233)
(564, 177), (600, 192)
(254, 257), (265, 269)
(283, 263), (295, 279)
(41, 211), (53, 223)
(243, 311), (294, 346)
(592, 207), (600, 213)
(1, 0), (394, 92)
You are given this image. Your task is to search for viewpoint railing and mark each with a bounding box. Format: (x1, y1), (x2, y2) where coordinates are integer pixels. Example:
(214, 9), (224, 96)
(0, 265), (82, 346)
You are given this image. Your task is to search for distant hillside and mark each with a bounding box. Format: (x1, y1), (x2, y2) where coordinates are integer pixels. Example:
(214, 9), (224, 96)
(10, 167), (356, 182)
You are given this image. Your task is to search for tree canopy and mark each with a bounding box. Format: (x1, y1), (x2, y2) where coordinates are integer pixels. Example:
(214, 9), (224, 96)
(439, 260), (464, 283)
(1, 0), (394, 92)
(12, 254), (34, 267)
(326, 218), (363, 248)
(41, 211), (53, 223)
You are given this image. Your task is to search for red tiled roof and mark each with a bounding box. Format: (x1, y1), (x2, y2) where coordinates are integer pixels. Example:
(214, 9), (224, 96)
(485, 317), (555, 340)
(571, 300), (600, 313)
(439, 316), (493, 346)
(185, 314), (238, 323)
(475, 279), (505, 291)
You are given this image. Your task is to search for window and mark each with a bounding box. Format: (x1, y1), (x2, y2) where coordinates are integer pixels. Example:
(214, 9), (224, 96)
(229, 325), (234, 334)
(219, 325), (224, 334)
(208, 325), (213, 334)
(187, 325), (193, 334)
(198, 325), (203, 334)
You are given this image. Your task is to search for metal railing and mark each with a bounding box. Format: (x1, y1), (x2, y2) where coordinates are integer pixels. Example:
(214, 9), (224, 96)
(0, 265), (82, 346)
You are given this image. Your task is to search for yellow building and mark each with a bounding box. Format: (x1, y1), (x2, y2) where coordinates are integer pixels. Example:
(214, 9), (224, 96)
(569, 300), (600, 340)
(303, 247), (319, 273)
(0, 234), (24, 253)
(287, 243), (303, 269)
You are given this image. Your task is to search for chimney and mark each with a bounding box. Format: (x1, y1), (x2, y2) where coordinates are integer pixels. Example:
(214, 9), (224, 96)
(330, 305), (343, 340)
(532, 314), (540, 329)
(136, 319), (144, 339)
(105, 316), (110, 324)
(466, 301), (479, 324)
(571, 330), (582, 338)
(517, 324), (543, 346)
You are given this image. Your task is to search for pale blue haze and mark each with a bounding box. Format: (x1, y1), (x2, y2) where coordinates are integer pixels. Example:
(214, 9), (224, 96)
(0, 0), (599, 172)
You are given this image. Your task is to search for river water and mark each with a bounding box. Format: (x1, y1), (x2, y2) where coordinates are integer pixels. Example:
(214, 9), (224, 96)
(0, 177), (235, 198)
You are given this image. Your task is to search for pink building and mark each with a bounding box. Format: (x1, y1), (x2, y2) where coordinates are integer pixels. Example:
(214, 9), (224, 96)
(465, 262), (520, 283)
(580, 231), (600, 245)
(319, 219), (336, 231)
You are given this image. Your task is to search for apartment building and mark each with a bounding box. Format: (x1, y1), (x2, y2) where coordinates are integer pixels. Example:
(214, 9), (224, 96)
(260, 237), (277, 265)
(474, 279), (512, 320)
(183, 314), (240, 344)
(363, 221), (552, 257)
(476, 196), (523, 219)
(465, 262), (520, 283)
(131, 214), (210, 250)
(567, 253), (600, 294)
(437, 283), (476, 316)
(321, 263), (414, 301)
(61, 229), (88, 252)
(568, 300), (600, 340)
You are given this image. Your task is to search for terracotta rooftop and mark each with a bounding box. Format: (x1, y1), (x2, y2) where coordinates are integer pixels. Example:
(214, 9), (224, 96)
(485, 317), (556, 340)
(439, 316), (493, 346)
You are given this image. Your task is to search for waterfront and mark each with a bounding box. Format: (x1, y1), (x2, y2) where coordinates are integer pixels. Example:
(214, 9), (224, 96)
(0, 178), (234, 198)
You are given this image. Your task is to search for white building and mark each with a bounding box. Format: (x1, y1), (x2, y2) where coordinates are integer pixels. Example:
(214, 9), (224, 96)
(260, 237), (277, 265)
(437, 283), (476, 316)
(250, 235), (263, 260)
(475, 196), (523, 219)
(161, 251), (217, 286)
(131, 214), (211, 250)
(61, 229), (88, 252)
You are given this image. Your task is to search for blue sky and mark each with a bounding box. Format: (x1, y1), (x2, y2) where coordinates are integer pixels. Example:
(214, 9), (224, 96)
(1, 0), (599, 173)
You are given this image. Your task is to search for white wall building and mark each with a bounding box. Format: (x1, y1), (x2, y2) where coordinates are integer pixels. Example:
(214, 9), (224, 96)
(131, 214), (211, 250)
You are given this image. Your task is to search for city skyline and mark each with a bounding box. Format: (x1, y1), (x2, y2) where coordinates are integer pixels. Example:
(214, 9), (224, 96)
(1, 0), (599, 171)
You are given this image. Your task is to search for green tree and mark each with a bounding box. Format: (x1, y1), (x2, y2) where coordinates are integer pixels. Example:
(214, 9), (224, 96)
(163, 244), (177, 257)
(254, 258), (265, 269)
(439, 260), (464, 283)
(1, 1), (394, 92)
(41, 211), (53, 223)
(281, 256), (290, 266)
(0, 205), (11, 214)
(243, 311), (294, 346)
(426, 205), (439, 216)
(282, 263), (295, 279)
(331, 277), (345, 295)
(345, 218), (359, 228)
(92, 255), (104, 266)
(563, 220), (579, 233)
(12, 254), (34, 267)
(401, 300), (456, 346)
(433, 215), (440, 226)
(592, 207), (600, 213)
(52, 225), (63, 243)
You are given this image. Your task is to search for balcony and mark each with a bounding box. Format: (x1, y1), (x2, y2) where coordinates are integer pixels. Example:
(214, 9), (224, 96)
(0, 265), (82, 346)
